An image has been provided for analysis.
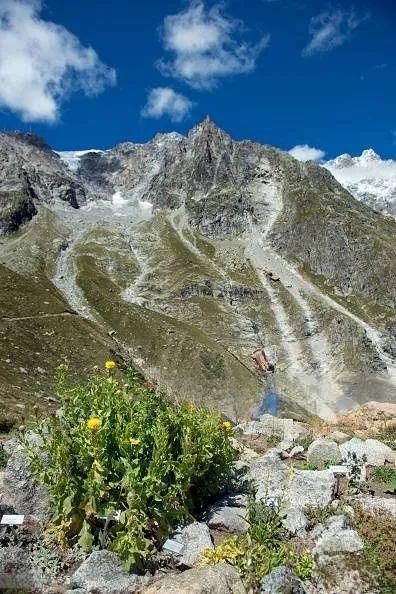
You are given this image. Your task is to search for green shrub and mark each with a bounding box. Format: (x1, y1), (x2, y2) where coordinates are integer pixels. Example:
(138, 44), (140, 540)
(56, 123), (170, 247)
(371, 466), (396, 484)
(200, 500), (314, 589)
(25, 365), (237, 570)
(304, 504), (335, 526)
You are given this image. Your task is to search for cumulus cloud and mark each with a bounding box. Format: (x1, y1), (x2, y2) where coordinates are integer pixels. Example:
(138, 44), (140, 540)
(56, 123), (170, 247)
(157, 0), (270, 89)
(288, 144), (326, 162)
(0, 0), (116, 122)
(302, 6), (368, 56)
(141, 87), (193, 122)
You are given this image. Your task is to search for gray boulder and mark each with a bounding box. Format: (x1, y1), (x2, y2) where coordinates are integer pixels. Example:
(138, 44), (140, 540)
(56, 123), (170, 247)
(260, 566), (306, 593)
(353, 494), (396, 517)
(328, 431), (350, 444)
(0, 546), (46, 593)
(313, 515), (363, 565)
(236, 415), (310, 442)
(246, 451), (336, 509)
(285, 470), (336, 509)
(0, 433), (50, 520)
(340, 437), (395, 466)
(282, 507), (309, 536)
(172, 522), (214, 567)
(69, 550), (147, 593)
(140, 564), (247, 593)
(205, 495), (249, 534)
(307, 438), (342, 467)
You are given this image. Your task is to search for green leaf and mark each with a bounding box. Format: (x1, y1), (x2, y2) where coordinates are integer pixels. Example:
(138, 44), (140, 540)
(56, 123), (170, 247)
(78, 520), (94, 550)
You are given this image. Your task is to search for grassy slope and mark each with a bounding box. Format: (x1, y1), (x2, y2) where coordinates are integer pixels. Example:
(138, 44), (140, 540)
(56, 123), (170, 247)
(0, 263), (117, 423)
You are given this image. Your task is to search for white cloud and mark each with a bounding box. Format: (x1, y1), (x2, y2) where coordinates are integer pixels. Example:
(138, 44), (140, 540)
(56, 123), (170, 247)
(302, 6), (368, 56)
(157, 0), (270, 89)
(0, 0), (116, 122)
(141, 87), (193, 122)
(288, 144), (326, 162)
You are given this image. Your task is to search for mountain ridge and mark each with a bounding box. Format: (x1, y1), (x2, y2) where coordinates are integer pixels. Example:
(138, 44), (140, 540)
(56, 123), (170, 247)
(0, 119), (395, 423)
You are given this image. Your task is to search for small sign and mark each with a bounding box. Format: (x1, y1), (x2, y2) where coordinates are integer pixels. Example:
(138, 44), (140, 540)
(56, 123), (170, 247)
(1, 514), (25, 525)
(163, 538), (184, 554)
(328, 465), (348, 475)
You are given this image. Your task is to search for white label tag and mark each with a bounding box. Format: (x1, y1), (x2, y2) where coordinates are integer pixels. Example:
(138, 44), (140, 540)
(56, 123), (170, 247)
(163, 538), (184, 554)
(1, 514), (25, 525)
(329, 465), (348, 475)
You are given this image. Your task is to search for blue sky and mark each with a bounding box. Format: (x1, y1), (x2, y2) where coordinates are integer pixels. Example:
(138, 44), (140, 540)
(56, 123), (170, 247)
(0, 0), (395, 159)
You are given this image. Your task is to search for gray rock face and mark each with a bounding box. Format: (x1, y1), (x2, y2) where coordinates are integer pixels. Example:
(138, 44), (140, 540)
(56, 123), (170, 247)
(260, 566), (306, 593)
(140, 563), (247, 594)
(0, 546), (46, 593)
(307, 438), (342, 466)
(0, 434), (50, 520)
(340, 437), (396, 466)
(0, 131), (86, 233)
(172, 522), (213, 567)
(205, 495), (249, 534)
(69, 550), (147, 593)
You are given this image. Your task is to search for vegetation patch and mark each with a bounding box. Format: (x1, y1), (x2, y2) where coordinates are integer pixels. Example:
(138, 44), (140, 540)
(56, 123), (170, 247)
(200, 500), (314, 590)
(353, 506), (396, 594)
(24, 365), (237, 570)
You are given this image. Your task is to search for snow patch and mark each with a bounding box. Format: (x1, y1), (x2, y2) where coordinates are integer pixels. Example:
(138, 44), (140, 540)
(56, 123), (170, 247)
(324, 149), (396, 217)
(56, 149), (105, 172)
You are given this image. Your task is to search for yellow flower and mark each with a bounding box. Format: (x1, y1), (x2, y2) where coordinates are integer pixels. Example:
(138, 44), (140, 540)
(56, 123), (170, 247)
(130, 438), (141, 445)
(222, 421), (233, 433)
(105, 360), (117, 370)
(87, 417), (101, 431)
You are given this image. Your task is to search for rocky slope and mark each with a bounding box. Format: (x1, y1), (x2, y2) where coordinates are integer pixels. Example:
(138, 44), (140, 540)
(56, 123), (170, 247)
(0, 119), (395, 421)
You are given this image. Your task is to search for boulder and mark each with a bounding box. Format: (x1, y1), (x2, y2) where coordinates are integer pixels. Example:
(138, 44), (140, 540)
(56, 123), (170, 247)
(0, 546), (46, 593)
(328, 431), (350, 444)
(282, 507), (309, 536)
(172, 522), (213, 567)
(313, 515), (363, 565)
(140, 564), (247, 593)
(260, 566), (306, 593)
(285, 470), (336, 509)
(246, 451), (336, 509)
(340, 437), (395, 466)
(0, 433), (50, 520)
(307, 438), (342, 467)
(205, 495), (249, 534)
(69, 550), (147, 593)
(353, 494), (396, 517)
(236, 415), (310, 442)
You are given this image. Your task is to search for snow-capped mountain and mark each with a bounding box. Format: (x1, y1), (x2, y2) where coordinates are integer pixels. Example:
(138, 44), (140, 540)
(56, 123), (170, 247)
(324, 149), (396, 218)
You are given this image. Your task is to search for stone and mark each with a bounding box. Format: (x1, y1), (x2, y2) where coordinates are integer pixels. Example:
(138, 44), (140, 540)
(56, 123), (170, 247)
(236, 415), (310, 442)
(0, 546), (46, 593)
(328, 430), (350, 444)
(0, 433), (50, 520)
(313, 514), (363, 564)
(340, 437), (395, 466)
(246, 451), (336, 509)
(172, 522), (213, 567)
(307, 438), (342, 466)
(285, 470), (336, 509)
(140, 564), (247, 593)
(260, 566), (306, 593)
(282, 507), (309, 536)
(353, 494), (396, 517)
(69, 550), (147, 593)
(205, 495), (249, 533)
